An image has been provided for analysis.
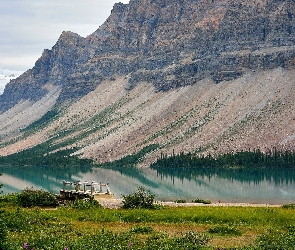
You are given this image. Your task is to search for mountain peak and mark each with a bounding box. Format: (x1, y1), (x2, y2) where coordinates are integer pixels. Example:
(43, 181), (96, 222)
(57, 31), (84, 45)
(2, 0), (295, 105)
(1, 0), (295, 162)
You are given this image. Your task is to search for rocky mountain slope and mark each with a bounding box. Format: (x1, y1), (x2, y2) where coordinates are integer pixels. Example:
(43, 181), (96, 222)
(1, 0), (295, 166)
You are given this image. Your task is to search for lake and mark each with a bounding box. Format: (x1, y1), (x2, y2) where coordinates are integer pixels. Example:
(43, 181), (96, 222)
(1, 165), (295, 205)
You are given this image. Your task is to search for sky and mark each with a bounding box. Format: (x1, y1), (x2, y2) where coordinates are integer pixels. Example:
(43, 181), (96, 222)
(0, 0), (130, 71)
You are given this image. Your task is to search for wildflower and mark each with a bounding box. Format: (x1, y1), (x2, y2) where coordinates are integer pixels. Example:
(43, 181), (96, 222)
(128, 242), (132, 249)
(23, 242), (28, 249)
(64, 247), (69, 250)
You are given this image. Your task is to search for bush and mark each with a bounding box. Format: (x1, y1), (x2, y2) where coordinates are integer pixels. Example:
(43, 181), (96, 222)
(17, 188), (58, 207)
(0, 193), (18, 205)
(282, 203), (295, 209)
(207, 225), (242, 236)
(71, 196), (101, 209)
(175, 199), (187, 203)
(122, 186), (155, 209)
(192, 198), (211, 204)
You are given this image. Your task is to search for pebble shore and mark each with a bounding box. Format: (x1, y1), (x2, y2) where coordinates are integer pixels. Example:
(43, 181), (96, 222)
(97, 198), (281, 209)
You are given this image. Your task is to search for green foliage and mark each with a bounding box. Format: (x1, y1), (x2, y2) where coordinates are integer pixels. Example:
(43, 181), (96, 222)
(0, 193), (18, 207)
(4, 207), (32, 232)
(207, 225), (242, 236)
(22, 108), (59, 132)
(0, 210), (8, 250)
(122, 186), (155, 209)
(1, 203), (295, 249)
(256, 225), (295, 249)
(17, 188), (58, 207)
(71, 196), (102, 209)
(0, 144), (93, 167)
(175, 199), (187, 203)
(67, 230), (137, 249)
(145, 231), (210, 250)
(282, 203), (295, 209)
(0, 193), (18, 205)
(151, 148), (295, 170)
(192, 198), (211, 204)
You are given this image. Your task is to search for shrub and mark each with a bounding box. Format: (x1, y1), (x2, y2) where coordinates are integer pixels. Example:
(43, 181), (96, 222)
(282, 203), (295, 209)
(192, 198), (211, 204)
(207, 225), (242, 236)
(175, 199), (187, 203)
(17, 187), (58, 207)
(122, 186), (155, 209)
(71, 196), (101, 209)
(0, 193), (18, 205)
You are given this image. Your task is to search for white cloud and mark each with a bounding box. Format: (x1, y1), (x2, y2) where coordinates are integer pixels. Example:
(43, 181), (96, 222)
(0, 0), (130, 71)
(0, 68), (23, 94)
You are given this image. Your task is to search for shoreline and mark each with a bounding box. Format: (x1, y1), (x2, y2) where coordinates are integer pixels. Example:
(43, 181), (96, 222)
(97, 198), (282, 209)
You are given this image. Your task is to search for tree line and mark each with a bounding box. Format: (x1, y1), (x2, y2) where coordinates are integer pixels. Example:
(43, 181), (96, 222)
(151, 148), (295, 170)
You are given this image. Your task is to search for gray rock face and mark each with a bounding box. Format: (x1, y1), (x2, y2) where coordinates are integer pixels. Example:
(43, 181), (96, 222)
(1, 0), (295, 113)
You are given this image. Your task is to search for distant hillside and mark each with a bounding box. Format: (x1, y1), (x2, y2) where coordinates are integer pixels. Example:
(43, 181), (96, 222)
(1, 0), (295, 166)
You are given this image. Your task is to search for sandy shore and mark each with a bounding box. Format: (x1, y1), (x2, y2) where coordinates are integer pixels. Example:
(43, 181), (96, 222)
(97, 198), (281, 209)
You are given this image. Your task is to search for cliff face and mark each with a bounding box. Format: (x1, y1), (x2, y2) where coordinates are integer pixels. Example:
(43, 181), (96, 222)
(2, 0), (295, 113)
(1, 0), (295, 163)
(86, 0), (295, 89)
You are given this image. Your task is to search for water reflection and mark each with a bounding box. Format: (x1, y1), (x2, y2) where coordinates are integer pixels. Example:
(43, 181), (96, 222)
(1, 165), (295, 204)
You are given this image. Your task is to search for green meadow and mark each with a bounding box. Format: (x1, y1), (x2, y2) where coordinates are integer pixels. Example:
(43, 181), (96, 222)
(1, 193), (295, 249)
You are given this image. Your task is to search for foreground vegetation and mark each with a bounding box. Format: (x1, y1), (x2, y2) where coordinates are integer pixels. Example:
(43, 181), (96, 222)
(1, 188), (295, 249)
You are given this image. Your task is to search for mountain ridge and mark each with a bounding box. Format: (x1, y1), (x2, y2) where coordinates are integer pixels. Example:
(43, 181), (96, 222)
(1, 0), (295, 165)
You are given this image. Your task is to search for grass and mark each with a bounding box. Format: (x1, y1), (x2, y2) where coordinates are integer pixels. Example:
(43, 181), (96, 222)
(1, 195), (295, 249)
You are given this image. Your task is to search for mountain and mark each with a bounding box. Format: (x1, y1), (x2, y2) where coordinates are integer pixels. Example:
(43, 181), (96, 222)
(1, 0), (295, 166)
(0, 68), (23, 95)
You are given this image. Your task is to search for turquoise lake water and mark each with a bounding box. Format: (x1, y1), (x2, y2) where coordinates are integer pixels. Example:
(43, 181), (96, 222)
(1, 166), (295, 204)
